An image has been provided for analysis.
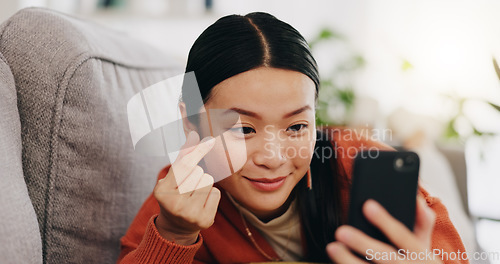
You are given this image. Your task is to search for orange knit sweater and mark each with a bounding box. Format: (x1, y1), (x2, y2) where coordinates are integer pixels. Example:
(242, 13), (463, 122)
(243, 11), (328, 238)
(118, 128), (468, 264)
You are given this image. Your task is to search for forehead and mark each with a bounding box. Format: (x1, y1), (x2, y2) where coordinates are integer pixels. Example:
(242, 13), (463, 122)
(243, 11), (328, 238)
(207, 67), (316, 116)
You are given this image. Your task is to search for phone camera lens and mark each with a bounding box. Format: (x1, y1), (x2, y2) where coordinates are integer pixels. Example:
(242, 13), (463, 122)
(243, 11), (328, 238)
(395, 158), (404, 169)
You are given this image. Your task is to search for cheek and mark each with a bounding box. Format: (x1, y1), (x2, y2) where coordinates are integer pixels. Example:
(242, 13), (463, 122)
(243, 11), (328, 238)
(220, 132), (247, 174)
(202, 135), (248, 183)
(287, 140), (315, 187)
(202, 139), (233, 182)
(285, 134), (316, 165)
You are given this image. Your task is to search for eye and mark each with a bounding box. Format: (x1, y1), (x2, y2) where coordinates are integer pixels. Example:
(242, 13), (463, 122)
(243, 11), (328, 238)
(229, 126), (256, 135)
(287, 124), (308, 132)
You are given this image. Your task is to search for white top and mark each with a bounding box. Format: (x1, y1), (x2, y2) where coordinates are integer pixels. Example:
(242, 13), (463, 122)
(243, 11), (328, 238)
(227, 193), (303, 261)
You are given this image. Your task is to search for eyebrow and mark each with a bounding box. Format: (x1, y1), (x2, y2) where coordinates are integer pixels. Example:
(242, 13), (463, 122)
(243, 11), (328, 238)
(225, 105), (311, 119)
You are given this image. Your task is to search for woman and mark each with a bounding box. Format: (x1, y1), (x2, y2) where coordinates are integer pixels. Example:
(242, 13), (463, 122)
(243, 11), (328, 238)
(118, 12), (467, 263)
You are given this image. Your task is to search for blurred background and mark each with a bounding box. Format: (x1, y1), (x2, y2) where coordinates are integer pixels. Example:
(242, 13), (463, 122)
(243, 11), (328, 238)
(1, 0), (500, 262)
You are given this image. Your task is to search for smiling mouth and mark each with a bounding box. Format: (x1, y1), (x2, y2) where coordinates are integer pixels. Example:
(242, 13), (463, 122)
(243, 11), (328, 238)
(243, 174), (290, 192)
(243, 176), (288, 183)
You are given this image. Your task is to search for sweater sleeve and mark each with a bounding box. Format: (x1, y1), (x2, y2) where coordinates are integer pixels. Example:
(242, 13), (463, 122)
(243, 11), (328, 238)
(419, 188), (469, 264)
(117, 165), (207, 264)
(118, 214), (203, 263)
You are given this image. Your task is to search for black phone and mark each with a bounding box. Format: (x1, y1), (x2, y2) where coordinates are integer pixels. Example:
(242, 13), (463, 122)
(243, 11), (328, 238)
(348, 150), (420, 245)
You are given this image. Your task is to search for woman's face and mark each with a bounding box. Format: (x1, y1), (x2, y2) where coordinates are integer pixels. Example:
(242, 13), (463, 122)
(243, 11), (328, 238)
(186, 67), (317, 220)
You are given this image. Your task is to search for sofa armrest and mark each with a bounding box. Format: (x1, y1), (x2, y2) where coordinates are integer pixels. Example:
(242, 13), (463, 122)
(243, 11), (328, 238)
(0, 51), (43, 263)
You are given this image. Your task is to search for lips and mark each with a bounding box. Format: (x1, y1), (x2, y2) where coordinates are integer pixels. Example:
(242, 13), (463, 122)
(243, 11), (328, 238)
(244, 175), (288, 192)
(244, 176), (287, 183)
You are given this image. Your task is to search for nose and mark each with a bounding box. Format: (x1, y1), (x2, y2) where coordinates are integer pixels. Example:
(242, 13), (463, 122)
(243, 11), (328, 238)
(252, 136), (287, 169)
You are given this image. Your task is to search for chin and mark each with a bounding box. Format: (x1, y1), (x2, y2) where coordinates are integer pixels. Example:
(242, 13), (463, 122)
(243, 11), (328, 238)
(246, 184), (294, 210)
(220, 172), (300, 214)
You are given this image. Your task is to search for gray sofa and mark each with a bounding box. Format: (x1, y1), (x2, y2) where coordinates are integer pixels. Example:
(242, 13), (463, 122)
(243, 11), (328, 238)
(0, 8), (180, 263)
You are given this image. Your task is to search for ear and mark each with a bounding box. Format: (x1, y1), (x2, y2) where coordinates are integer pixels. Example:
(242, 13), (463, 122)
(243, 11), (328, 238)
(179, 101), (197, 137)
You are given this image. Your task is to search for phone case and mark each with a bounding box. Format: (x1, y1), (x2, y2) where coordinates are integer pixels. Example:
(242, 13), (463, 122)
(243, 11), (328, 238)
(348, 150), (419, 245)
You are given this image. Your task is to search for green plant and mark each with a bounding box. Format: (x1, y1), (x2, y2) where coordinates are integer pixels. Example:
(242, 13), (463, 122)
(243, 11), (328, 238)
(443, 57), (500, 141)
(309, 28), (365, 126)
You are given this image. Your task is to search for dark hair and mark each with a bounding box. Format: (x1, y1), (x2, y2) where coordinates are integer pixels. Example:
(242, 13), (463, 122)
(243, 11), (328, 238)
(296, 130), (342, 262)
(182, 12), (319, 119)
(183, 12), (341, 262)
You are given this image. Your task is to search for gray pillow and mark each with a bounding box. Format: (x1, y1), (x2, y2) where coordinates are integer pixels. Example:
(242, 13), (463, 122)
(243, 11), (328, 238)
(0, 7), (181, 263)
(0, 49), (43, 264)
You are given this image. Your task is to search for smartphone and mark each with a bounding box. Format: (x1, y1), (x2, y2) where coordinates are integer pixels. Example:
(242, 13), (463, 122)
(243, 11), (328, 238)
(348, 150), (420, 245)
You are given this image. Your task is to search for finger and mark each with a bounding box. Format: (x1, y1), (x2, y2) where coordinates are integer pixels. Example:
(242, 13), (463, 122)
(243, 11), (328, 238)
(204, 187), (221, 210)
(177, 166), (205, 194)
(194, 173), (215, 193)
(413, 195), (435, 247)
(189, 174), (214, 203)
(202, 187), (221, 227)
(187, 180), (217, 228)
(177, 130), (200, 160)
(171, 136), (215, 187)
(162, 131), (199, 188)
(192, 187), (220, 230)
(178, 136), (215, 170)
(326, 242), (368, 264)
(335, 225), (397, 264)
(362, 199), (421, 251)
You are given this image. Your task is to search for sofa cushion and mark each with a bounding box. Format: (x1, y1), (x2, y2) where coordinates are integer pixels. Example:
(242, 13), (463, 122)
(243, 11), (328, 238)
(0, 7), (181, 263)
(0, 49), (43, 264)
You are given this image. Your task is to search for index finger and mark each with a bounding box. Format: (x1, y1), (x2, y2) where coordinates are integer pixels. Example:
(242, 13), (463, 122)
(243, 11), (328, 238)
(176, 130), (200, 161)
(176, 136), (216, 170)
(362, 199), (421, 251)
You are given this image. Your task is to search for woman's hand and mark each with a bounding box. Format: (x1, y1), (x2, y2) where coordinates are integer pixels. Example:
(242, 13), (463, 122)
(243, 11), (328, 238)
(327, 196), (441, 263)
(153, 131), (221, 246)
